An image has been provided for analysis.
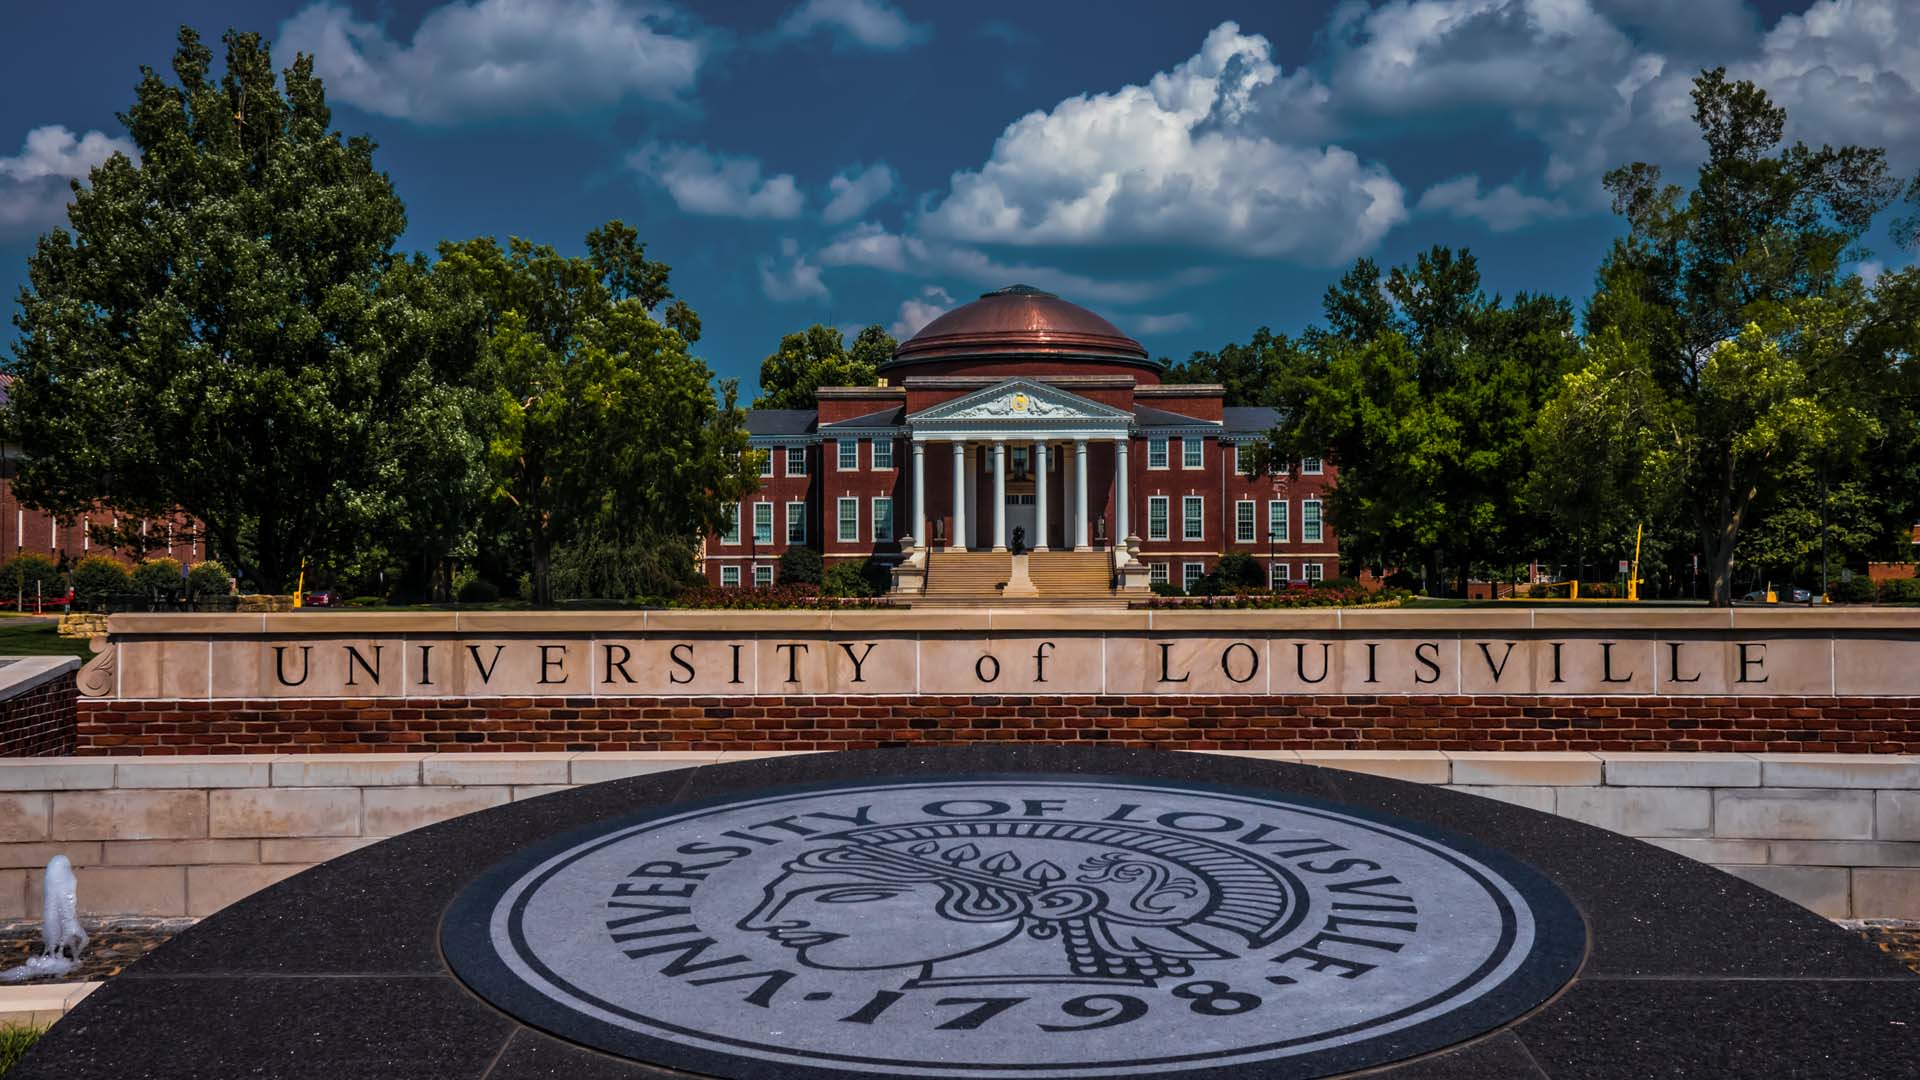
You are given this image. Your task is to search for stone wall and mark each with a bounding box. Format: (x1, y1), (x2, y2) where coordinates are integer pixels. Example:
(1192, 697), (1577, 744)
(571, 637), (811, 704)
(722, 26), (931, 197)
(0, 657), (79, 757)
(2, 750), (1915, 922)
(71, 693), (1920, 755)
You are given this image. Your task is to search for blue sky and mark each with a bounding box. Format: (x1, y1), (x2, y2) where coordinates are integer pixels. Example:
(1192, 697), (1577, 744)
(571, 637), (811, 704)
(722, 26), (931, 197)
(3, 0), (1916, 390)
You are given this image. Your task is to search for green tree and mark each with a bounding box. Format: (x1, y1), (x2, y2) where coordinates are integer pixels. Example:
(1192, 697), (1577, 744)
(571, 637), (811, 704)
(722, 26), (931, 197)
(1263, 248), (1577, 591)
(435, 225), (755, 605)
(1586, 69), (1913, 603)
(754, 324), (894, 409)
(1164, 329), (1303, 407)
(5, 28), (454, 591)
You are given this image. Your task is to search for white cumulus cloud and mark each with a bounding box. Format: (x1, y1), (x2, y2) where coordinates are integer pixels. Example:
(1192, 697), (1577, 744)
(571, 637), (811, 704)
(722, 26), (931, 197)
(918, 22), (1406, 263)
(759, 238), (830, 302)
(1134, 313), (1195, 335)
(821, 162), (896, 224)
(1416, 175), (1567, 231)
(818, 222), (1182, 304)
(888, 285), (954, 338)
(777, 0), (929, 50)
(629, 143), (805, 219)
(0, 125), (136, 236)
(278, 0), (705, 123)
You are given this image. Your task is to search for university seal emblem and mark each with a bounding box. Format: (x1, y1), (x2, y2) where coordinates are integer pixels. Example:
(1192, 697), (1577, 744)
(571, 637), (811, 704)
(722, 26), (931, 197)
(445, 777), (1583, 1079)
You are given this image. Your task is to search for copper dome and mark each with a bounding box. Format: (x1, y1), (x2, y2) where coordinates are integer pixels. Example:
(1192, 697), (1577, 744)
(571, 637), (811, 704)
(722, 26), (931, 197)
(885, 285), (1156, 374)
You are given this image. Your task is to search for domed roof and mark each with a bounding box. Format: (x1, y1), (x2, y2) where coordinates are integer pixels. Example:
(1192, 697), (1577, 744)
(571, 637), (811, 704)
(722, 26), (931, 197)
(885, 285), (1154, 373)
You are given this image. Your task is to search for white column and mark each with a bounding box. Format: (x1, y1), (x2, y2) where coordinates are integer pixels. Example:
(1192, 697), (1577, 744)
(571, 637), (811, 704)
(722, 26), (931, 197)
(951, 440), (967, 551)
(1074, 438), (1090, 551)
(1114, 437), (1131, 542)
(911, 439), (926, 549)
(963, 444), (978, 549)
(1033, 442), (1050, 552)
(991, 441), (1008, 551)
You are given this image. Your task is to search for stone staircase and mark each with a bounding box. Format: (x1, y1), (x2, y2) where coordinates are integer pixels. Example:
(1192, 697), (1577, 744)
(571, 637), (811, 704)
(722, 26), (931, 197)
(1025, 551), (1115, 600)
(915, 550), (1120, 606)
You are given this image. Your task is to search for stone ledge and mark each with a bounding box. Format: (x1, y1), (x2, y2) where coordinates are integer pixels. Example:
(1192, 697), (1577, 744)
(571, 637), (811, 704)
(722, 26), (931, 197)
(0, 980), (100, 1028)
(0, 656), (80, 701)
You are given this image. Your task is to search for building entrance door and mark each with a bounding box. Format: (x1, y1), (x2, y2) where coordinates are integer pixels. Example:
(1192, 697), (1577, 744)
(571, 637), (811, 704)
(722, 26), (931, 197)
(1007, 493), (1037, 551)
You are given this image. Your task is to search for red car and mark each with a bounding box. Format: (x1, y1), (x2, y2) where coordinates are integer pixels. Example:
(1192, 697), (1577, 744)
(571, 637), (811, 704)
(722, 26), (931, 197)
(302, 591), (336, 608)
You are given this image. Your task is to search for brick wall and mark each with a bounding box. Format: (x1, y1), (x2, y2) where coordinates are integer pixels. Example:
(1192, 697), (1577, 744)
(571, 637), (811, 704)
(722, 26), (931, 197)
(0, 661), (78, 756)
(72, 693), (1920, 756)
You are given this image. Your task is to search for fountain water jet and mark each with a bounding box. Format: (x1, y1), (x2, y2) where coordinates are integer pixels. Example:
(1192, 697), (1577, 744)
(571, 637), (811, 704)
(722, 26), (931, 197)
(0, 855), (88, 982)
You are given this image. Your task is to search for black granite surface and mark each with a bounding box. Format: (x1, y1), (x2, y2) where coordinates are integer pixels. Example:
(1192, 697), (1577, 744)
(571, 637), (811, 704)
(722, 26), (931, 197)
(14, 746), (1918, 1079)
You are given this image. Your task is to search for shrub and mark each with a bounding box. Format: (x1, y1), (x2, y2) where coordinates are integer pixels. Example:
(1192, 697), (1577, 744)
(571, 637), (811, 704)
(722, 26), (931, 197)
(70, 556), (133, 607)
(824, 559), (891, 598)
(1149, 581), (1185, 597)
(457, 578), (501, 604)
(1826, 576), (1875, 604)
(131, 557), (184, 599)
(1880, 577), (1920, 604)
(1580, 581), (1615, 599)
(0, 552), (63, 600)
(1526, 582), (1552, 599)
(1383, 570), (1418, 591)
(778, 546), (823, 586)
(1316, 575), (1360, 590)
(671, 583), (888, 609)
(2, 1023), (46, 1073)
(187, 560), (232, 598)
(344, 595), (386, 608)
(1187, 572), (1224, 597)
(550, 532), (699, 601)
(1213, 553), (1265, 591)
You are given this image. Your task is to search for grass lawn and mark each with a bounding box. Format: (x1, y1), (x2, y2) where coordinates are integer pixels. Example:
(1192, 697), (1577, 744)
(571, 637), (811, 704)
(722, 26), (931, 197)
(0, 617), (93, 659)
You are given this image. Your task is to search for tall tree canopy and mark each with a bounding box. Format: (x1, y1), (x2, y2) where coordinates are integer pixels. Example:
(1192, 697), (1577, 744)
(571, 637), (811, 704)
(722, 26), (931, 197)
(1262, 248), (1578, 589)
(754, 324), (895, 408)
(1576, 68), (1916, 603)
(1165, 328), (1302, 407)
(5, 28), (463, 591)
(435, 224), (756, 605)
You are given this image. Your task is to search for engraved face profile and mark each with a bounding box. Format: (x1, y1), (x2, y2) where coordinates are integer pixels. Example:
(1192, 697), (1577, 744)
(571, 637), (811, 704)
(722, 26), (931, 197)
(737, 819), (1303, 987)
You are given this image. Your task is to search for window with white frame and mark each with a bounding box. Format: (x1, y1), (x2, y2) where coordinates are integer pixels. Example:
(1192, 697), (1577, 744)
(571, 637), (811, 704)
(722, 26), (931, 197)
(1303, 499), (1323, 542)
(1270, 563), (1291, 590)
(837, 497), (859, 542)
(1183, 496), (1204, 541)
(787, 446), (808, 476)
(1302, 456), (1323, 474)
(872, 438), (893, 469)
(1233, 444), (1247, 476)
(1235, 500), (1255, 543)
(1303, 562), (1323, 583)
(1147, 496), (1169, 541)
(838, 440), (858, 471)
(758, 449), (774, 478)
(1149, 562), (1169, 585)
(721, 503), (741, 544)
(1182, 437), (1204, 469)
(1268, 500), (1288, 543)
(753, 502), (774, 544)
(1147, 438), (1168, 469)
(1183, 562), (1206, 590)
(872, 497), (893, 542)
(720, 565), (740, 587)
(754, 564), (774, 587)
(786, 501), (807, 544)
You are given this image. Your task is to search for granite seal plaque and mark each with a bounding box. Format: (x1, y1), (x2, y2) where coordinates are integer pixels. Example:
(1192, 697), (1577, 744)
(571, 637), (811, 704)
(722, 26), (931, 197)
(445, 777), (1584, 1078)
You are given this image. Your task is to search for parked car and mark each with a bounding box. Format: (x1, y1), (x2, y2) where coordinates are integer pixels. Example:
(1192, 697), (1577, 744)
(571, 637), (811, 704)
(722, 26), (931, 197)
(302, 591), (336, 608)
(1737, 587), (1813, 604)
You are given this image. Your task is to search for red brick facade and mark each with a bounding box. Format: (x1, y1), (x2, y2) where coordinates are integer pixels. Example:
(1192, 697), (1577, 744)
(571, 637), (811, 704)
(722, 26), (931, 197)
(1, 670), (79, 756)
(73, 694), (1920, 756)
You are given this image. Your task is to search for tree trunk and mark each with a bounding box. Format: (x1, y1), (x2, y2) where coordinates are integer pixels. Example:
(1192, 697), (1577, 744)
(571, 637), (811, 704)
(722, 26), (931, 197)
(530, 530), (553, 607)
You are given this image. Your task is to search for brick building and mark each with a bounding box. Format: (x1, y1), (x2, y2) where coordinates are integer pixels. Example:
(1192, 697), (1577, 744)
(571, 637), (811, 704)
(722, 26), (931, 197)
(0, 373), (201, 567)
(703, 286), (1336, 599)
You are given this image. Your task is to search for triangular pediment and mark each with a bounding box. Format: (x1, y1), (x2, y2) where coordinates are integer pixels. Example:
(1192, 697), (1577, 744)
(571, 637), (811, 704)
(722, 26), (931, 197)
(909, 379), (1132, 429)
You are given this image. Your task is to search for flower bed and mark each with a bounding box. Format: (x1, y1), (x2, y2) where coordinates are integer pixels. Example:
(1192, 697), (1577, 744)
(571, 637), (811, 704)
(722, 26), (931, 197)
(667, 584), (892, 610)
(1144, 584), (1405, 609)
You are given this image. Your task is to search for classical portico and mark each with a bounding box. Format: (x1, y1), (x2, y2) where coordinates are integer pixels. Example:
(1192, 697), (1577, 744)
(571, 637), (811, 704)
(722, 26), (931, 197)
(902, 379), (1133, 555)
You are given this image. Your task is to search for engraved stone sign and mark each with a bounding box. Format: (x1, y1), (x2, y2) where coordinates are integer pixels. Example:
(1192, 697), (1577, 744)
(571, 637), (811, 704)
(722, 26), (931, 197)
(445, 777), (1584, 1078)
